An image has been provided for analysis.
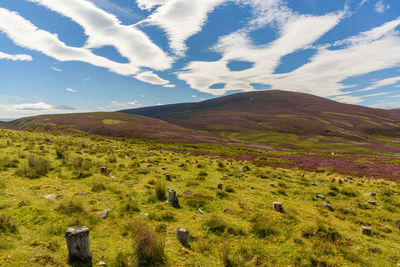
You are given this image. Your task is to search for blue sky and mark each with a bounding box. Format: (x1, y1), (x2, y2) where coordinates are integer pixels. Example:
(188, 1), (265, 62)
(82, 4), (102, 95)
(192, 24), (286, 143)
(0, 0), (399, 118)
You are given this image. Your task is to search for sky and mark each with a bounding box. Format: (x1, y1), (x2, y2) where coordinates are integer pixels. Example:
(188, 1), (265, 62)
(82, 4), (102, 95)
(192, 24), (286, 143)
(0, 0), (399, 118)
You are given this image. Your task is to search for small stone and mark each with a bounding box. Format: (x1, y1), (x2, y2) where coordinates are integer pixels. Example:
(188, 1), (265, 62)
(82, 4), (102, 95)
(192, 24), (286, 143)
(198, 208), (204, 214)
(270, 183), (275, 187)
(43, 194), (56, 200)
(165, 174), (171, 181)
(98, 262), (107, 266)
(312, 183), (317, 186)
(139, 212), (149, 216)
(96, 209), (110, 219)
(395, 221), (400, 229)
(76, 151), (83, 155)
(368, 200), (377, 205)
(316, 194), (325, 200)
(266, 171), (271, 174)
(79, 193), (88, 196)
(323, 203), (333, 210)
(183, 190), (192, 195)
(347, 176), (353, 180)
(217, 184), (223, 190)
(273, 202), (284, 213)
(39, 146), (44, 151)
(360, 226), (373, 236)
(99, 167), (107, 174)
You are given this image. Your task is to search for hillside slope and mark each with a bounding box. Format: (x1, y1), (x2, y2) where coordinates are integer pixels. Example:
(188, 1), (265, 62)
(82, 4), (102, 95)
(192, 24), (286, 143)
(120, 90), (400, 152)
(5, 112), (229, 144)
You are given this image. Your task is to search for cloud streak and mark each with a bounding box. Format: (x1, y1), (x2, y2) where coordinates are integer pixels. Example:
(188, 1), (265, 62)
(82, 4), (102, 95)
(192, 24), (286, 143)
(0, 51), (32, 61)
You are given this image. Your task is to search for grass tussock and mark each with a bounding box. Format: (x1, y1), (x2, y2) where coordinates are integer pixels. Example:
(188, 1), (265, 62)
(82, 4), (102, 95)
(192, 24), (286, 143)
(0, 215), (18, 234)
(16, 155), (49, 178)
(155, 180), (166, 201)
(130, 220), (165, 266)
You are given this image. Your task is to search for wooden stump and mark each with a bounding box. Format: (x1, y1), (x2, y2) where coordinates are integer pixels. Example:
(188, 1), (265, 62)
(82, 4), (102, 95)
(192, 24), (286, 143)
(176, 228), (190, 247)
(165, 174), (171, 181)
(65, 226), (92, 263)
(168, 189), (180, 208)
(360, 226), (373, 236)
(273, 202), (284, 213)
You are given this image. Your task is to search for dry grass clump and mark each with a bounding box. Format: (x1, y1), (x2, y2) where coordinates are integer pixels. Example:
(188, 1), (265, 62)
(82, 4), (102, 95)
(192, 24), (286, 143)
(16, 155), (49, 178)
(155, 180), (166, 201)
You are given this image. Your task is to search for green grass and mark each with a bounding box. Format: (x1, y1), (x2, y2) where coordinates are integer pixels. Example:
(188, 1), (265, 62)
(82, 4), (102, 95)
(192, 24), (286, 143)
(0, 129), (399, 266)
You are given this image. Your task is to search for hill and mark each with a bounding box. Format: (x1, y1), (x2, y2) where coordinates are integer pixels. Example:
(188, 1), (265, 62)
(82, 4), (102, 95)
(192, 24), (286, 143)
(120, 90), (400, 153)
(4, 112), (229, 144)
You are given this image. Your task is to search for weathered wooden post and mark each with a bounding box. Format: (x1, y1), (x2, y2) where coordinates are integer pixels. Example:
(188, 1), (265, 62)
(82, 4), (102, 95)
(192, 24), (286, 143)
(165, 174), (171, 181)
(360, 226), (373, 236)
(65, 226), (92, 264)
(176, 228), (190, 247)
(168, 189), (180, 208)
(273, 202), (284, 213)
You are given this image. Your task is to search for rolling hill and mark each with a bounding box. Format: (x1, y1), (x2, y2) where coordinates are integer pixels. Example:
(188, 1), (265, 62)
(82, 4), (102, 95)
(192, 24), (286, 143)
(120, 90), (400, 152)
(3, 112), (230, 144)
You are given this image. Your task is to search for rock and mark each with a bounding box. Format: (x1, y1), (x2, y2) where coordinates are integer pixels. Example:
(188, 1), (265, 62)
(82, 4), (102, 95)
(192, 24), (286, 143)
(270, 183), (275, 187)
(266, 171), (271, 174)
(347, 176), (353, 180)
(98, 261), (107, 266)
(316, 194), (325, 200)
(39, 146), (44, 151)
(198, 208), (204, 214)
(65, 226), (92, 263)
(176, 228), (190, 247)
(76, 151), (83, 155)
(312, 183), (317, 186)
(323, 203), (333, 210)
(368, 200), (377, 205)
(365, 192), (376, 196)
(96, 209), (110, 219)
(43, 194), (57, 200)
(139, 212), (149, 216)
(360, 226), (373, 236)
(395, 220), (400, 229)
(183, 190), (192, 195)
(167, 189), (180, 208)
(217, 184), (223, 190)
(273, 202), (284, 213)
(99, 167), (107, 174)
(79, 193), (88, 196)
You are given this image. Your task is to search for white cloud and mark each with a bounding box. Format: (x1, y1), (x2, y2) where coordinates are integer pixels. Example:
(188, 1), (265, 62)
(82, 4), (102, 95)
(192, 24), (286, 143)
(83, 77), (91, 82)
(192, 95), (197, 98)
(99, 100), (141, 110)
(371, 102), (399, 109)
(331, 94), (363, 104)
(66, 88), (77, 93)
(136, 0), (170, 11)
(0, 51), (32, 61)
(358, 76), (400, 92)
(13, 102), (76, 111)
(178, 4), (346, 95)
(0, 0), (173, 86)
(135, 71), (169, 85)
(51, 67), (62, 72)
(163, 84), (175, 88)
(374, 0), (390, 13)
(141, 0), (227, 55)
(359, 0), (369, 6)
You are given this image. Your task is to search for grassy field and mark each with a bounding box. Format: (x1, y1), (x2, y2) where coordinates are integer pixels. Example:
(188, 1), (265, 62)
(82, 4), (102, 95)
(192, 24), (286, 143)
(0, 129), (400, 266)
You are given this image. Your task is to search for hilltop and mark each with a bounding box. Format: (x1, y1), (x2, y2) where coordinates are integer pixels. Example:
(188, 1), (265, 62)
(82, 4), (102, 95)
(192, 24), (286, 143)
(120, 90), (400, 153)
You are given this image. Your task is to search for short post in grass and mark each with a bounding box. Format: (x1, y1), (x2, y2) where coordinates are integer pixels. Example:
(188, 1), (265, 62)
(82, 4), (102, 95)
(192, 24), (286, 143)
(65, 226), (92, 264)
(360, 226), (373, 237)
(165, 173), (171, 181)
(176, 228), (190, 247)
(273, 202), (284, 213)
(167, 189), (180, 208)
(100, 167), (107, 174)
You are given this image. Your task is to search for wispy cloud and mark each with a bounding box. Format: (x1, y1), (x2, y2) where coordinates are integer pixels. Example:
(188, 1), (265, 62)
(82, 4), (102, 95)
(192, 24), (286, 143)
(0, 51), (32, 61)
(13, 102), (75, 111)
(374, 0), (390, 13)
(66, 88), (77, 93)
(51, 67), (62, 72)
(99, 99), (141, 110)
